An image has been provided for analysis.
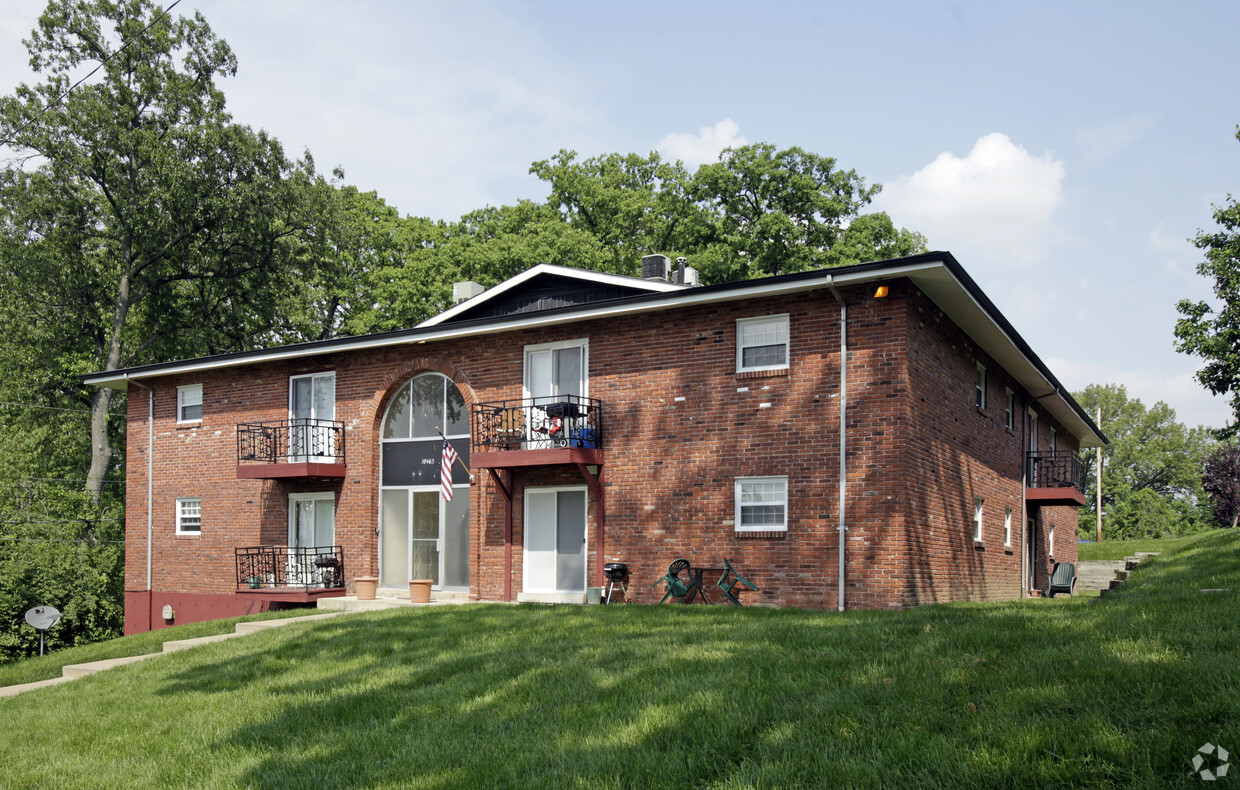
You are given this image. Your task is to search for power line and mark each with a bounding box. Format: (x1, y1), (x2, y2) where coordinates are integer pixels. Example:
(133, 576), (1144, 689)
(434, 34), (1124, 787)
(0, 401), (126, 417)
(0, 518), (122, 525)
(0, 0), (184, 148)
(0, 537), (124, 545)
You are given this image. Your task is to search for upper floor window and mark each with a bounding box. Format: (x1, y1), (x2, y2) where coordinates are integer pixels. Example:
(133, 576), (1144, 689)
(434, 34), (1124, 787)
(736, 476), (788, 532)
(1004, 507), (1013, 547)
(177, 384), (202, 423)
(176, 497), (201, 535)
(973, 497), (984, 542)
(1005, 389), (1014, 430)
(290, 372), (337, 461)
(737, 315), (789, 373)
(975, 363), (987, 409)
(1050, 426), (1058, 454)
(525, 339), (587, 404)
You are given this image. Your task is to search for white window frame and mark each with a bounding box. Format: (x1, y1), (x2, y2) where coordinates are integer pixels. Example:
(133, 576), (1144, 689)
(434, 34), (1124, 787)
(1050, 426), (1058, 454)
(1004, 507), (1013, 547)
(177, 384), (203, 424)
(176, 497), (201, 535)
(1005, 389), (1014, 430)
(973, 497), (984, 542)
(523, 338), (590, 401)
(736, 314), (790, 373)
(288, 492), (336, 547)
(1049, 523), (1056, 557)
(975, 363), (987, 410)
(735, 476), (788, 532)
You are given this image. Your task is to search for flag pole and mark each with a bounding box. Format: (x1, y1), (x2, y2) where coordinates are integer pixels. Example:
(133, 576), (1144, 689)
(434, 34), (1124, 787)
(436, 427), (472, 476)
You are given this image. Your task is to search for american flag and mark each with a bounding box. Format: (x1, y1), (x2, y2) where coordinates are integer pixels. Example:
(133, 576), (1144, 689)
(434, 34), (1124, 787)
(441, 438), (458, 501)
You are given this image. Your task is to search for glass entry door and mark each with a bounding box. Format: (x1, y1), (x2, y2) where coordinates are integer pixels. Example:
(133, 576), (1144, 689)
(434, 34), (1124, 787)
(380, 487), (470, 590)
(523, 487), (587, 593)
(290, 372), (335, 461)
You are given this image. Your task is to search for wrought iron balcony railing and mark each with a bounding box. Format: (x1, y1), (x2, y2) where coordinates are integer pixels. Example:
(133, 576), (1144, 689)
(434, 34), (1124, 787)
(236, 418), (346, 465)
(472, 395), (603, 452)
(236, 545), (345, 591)
(1026, 451), (1086, 491)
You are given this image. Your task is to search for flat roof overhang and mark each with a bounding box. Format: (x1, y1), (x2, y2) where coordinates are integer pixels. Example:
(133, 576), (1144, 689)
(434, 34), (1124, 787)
(82, 253), (1106, 447)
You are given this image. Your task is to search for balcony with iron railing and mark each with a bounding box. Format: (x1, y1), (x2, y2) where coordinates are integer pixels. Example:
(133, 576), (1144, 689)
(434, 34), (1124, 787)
(236, 418), (347, 479)
(235, 545), (346, 602)
(1025, 451), (1087, 506)
(471, 395), (603, 468)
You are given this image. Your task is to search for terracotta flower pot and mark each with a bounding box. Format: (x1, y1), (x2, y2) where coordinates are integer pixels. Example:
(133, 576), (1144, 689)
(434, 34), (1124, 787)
(354, 576), (379, 600)
(409, 579), (433, 604)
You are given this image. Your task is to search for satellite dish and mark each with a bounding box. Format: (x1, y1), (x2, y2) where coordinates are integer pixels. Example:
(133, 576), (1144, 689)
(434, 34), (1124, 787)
(25, 606), (61, 631)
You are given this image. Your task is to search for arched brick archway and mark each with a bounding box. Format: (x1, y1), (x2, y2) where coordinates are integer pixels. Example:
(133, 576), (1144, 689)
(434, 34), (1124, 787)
(373, 359), (475, 593)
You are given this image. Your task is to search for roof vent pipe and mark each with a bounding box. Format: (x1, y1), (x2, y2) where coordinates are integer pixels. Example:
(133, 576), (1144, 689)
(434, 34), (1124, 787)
(673, 256), (700, 287)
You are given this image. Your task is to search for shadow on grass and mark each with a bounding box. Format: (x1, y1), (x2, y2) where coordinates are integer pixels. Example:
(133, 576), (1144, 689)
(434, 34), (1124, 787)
(143, 561), (1240, 790)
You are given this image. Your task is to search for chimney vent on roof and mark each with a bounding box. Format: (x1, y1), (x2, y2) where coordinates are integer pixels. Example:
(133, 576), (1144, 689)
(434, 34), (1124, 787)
(641, 254), (670, 281)
(672, 256), (699, 287)
(452, 281), (485, 304)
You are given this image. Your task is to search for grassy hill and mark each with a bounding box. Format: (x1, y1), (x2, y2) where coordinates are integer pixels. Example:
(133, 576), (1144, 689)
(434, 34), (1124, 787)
(1, 530), (1237, 789)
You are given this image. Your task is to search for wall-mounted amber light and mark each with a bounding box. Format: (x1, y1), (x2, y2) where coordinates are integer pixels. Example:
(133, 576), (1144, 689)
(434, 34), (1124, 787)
(874, 285), (889, 298)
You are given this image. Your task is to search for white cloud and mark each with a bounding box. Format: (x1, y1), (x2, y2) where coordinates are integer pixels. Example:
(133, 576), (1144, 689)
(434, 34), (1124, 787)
(656, 119), (747, 168)
(877, 132), (1066, 261)
(1046, 356), (1231, 430)
(1075, 114), (1156, 165)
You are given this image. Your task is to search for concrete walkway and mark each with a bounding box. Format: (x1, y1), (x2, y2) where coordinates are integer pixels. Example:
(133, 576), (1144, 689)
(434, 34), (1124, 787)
(0, 611), (348, 699)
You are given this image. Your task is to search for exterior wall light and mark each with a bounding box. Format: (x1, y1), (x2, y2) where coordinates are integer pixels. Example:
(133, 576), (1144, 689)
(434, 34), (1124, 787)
(874, 286), (889, 298)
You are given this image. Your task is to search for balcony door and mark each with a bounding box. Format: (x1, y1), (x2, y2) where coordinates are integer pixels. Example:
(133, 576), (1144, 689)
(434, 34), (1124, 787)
(524, 339), (587, 448)
(288, 493), (335, 587)
(290, 372), (335, 462)
(523, 487), (587, 594)
(379, 372), (470, 591)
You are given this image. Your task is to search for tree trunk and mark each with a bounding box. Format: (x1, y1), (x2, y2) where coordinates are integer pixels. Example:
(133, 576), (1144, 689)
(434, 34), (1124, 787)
(84, 273), (133, 504)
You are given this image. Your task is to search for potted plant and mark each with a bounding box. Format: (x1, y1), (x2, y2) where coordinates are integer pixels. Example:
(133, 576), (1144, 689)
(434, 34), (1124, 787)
(408, 579), (433, 603)
(354, 575), (378, 600)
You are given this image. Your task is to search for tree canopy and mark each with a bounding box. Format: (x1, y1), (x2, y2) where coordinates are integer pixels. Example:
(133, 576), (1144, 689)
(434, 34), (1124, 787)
(1175, 126), (1240, 439)
(1072, 384), (1215, 539)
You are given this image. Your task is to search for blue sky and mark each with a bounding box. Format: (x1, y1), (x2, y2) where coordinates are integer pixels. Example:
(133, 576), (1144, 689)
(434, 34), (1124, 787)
(2, 1), (1238, 431)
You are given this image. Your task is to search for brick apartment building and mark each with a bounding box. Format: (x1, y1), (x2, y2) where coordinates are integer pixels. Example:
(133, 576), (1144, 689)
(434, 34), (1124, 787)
(83, 251), (1104, 633)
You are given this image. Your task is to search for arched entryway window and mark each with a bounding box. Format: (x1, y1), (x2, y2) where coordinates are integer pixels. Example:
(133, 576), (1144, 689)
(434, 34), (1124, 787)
(379, 372), (470, 591)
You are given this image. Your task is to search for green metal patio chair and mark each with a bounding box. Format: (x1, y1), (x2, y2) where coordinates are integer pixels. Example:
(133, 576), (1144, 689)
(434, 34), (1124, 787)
(1047, 561), (1076, 597)
(649, 558), (694, 604)
(716, 558), (759, 606)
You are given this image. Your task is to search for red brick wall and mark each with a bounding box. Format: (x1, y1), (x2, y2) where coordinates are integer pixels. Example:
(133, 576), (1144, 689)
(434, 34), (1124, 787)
(120, 277), (1083, 629)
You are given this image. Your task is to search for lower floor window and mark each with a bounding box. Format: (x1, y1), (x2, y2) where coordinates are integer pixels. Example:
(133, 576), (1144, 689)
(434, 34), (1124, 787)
(735, 476), (788, 532)
(176, 497), (201, 535)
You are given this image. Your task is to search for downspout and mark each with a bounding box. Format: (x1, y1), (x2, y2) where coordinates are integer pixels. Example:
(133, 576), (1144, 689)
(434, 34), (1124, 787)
(127, 377), (155, 625)
(828, 280), (847, 612)
(1020, 394), (1027, 600)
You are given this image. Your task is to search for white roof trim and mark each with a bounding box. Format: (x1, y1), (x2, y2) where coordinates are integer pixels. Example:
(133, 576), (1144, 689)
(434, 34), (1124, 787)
(417, 262), (687, 327)
(82, 255), (1102, 447)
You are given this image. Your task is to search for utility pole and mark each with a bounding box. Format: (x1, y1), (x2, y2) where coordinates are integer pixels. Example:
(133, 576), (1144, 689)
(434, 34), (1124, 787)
(1096, 405), (1103, 543)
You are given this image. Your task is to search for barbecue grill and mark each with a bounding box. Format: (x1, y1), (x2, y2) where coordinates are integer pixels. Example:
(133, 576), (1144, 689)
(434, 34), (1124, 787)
(603, 562), (628, 603)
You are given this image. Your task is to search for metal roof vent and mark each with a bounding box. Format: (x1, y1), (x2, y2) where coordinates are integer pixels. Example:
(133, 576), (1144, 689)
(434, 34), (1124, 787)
(674, 256), (699, 287)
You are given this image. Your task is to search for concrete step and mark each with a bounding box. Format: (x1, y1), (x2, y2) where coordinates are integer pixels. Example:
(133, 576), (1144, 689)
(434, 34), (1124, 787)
(61, 653), (155, 679)
(1078, 560), (1127, 592)
(234, 611), (345, 635)
(317, 594), (475, 612)
(1108, 579), (1126, 591)
(1114, 569), (1130, 582)
(163, 633), (244, 652)
(0, 675), (74, 698)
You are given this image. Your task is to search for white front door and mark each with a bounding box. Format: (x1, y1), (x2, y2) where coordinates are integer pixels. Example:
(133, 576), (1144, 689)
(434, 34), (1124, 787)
(290, 372), (336, 461)
(523, 487), (587, 593)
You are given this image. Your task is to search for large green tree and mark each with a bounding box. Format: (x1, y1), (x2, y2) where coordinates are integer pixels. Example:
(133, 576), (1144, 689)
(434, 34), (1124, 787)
(0, 0), (314, 504)
(1073, 384), (1214, 539)
(1175, 126), (1240, 439)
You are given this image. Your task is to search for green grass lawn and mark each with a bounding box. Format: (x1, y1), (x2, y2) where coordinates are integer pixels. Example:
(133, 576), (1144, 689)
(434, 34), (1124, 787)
(0, 607), (323, 688)
(1, 532), (1237, 789)
(1077, 534), (1200, 561)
